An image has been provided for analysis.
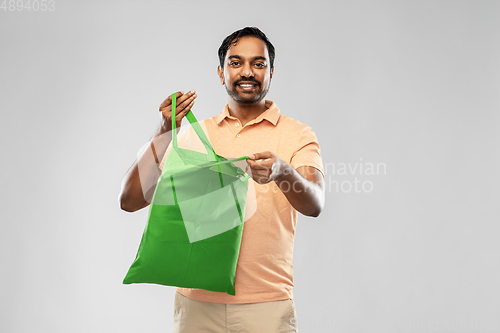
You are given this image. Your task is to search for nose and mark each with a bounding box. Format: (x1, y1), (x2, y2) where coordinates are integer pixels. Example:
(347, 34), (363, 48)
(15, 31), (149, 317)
(240, 63), (254, 78)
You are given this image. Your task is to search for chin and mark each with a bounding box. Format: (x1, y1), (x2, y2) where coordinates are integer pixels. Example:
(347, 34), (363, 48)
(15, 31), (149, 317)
(226, 86), (269, 104)
(237, 95), (265, 104)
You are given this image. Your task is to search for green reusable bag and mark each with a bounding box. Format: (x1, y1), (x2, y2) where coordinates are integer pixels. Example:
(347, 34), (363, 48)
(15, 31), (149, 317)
(123, 93), (250, 295)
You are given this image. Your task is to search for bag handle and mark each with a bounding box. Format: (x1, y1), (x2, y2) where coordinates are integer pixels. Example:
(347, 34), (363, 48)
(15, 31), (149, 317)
(170, 93), (250, 187)
(171, 93), (218, 161)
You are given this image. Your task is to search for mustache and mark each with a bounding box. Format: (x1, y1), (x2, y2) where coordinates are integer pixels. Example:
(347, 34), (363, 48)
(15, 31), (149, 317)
(234, 78), (260, 86)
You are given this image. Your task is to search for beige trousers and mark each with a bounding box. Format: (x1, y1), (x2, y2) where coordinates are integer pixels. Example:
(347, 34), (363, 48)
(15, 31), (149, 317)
(173, 291), (298, 333)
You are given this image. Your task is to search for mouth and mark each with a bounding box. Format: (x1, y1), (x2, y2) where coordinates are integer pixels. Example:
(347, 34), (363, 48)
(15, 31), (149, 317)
(236, 82), (259, 91)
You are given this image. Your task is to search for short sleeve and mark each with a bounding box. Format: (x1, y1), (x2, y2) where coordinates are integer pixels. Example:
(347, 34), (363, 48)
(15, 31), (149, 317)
(290, 125), (324, 177)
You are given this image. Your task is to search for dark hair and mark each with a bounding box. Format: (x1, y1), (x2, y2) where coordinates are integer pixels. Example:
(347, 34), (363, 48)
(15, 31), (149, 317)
(218, 27), (275, 69)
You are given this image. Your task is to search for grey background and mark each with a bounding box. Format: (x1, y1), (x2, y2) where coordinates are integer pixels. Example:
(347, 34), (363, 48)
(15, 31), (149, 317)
(1, 0), (499, 332)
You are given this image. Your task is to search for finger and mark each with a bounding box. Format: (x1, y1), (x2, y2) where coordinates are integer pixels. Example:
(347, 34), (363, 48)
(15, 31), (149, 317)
(174, 100), (195, 122)
(248, 163), (272, 175)
(159, 91), (184, 109)
(159, 96), (171, 110)
(247, 158), (274, 172)
(254, 174), (271, 184)
(248, 151), (272, 161)
(176, 90), (196, 109)
(177, 90), (197, 113)
(247, 159), (271, 170)
(251, 169), (271, 180)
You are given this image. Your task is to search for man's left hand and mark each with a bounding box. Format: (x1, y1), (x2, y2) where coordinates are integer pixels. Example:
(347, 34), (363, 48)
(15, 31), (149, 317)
(246, 151), (287, 184)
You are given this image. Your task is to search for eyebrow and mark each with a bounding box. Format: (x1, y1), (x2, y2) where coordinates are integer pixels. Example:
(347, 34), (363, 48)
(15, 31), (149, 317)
(228, 55), (267, 62)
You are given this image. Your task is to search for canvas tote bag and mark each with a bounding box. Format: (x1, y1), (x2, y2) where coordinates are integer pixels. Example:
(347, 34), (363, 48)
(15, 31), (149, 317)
(123, 93), (250, 295)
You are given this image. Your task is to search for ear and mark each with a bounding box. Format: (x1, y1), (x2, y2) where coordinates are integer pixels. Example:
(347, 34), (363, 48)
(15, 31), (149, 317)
(217, 66), (224, 85)
(270, 67), (274, 80)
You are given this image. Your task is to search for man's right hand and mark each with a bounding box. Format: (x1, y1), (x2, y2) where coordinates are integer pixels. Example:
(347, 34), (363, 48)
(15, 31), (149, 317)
(159, 90), (197, 130)
(119, 89), (197, 212)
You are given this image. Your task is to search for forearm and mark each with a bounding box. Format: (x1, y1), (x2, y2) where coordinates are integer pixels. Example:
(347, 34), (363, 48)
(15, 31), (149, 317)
(274, 164), (325, 217)
(119, 122), (174, 212)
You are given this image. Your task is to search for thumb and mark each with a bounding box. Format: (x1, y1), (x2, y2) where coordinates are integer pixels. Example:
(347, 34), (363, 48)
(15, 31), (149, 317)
(248, 151), (272, 160)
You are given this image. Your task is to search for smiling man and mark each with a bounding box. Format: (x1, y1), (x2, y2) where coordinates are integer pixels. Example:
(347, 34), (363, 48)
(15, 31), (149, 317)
(119, 27), (325, 332)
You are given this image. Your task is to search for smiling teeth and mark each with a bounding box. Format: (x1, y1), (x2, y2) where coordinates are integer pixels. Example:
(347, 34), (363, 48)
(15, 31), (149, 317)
(240, 84), (254, 87)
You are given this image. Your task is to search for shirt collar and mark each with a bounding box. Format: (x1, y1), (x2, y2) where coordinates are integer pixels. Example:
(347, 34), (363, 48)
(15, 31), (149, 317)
(216, 100), (281, 126)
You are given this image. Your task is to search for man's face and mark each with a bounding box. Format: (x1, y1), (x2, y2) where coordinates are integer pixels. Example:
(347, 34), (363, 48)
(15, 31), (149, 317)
(218, 36), (274, 104)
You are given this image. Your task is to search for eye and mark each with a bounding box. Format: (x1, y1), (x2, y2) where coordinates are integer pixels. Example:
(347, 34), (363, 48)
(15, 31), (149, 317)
(229, 61), (240, 66)
(255, 63), (266, 68)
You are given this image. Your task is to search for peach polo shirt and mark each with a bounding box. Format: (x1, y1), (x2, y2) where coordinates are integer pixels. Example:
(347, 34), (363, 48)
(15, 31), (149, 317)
(159, 100), (323, 304)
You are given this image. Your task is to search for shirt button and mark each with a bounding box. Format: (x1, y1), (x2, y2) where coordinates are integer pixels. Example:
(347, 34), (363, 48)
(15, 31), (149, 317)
(236, 134), (241, 137)
(235, 123), (240, 127)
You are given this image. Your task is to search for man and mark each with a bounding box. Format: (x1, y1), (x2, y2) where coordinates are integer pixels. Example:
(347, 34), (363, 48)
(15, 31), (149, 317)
(119, 27), (325, 332)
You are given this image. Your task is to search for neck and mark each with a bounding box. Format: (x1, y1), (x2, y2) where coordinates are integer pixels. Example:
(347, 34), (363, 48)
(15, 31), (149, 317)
(227, 98), (269, 126)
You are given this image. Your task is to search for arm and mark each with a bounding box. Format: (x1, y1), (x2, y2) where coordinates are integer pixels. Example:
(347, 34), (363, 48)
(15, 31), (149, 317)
(118, 90), (197, 212)
(246, 152), (325, 217)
